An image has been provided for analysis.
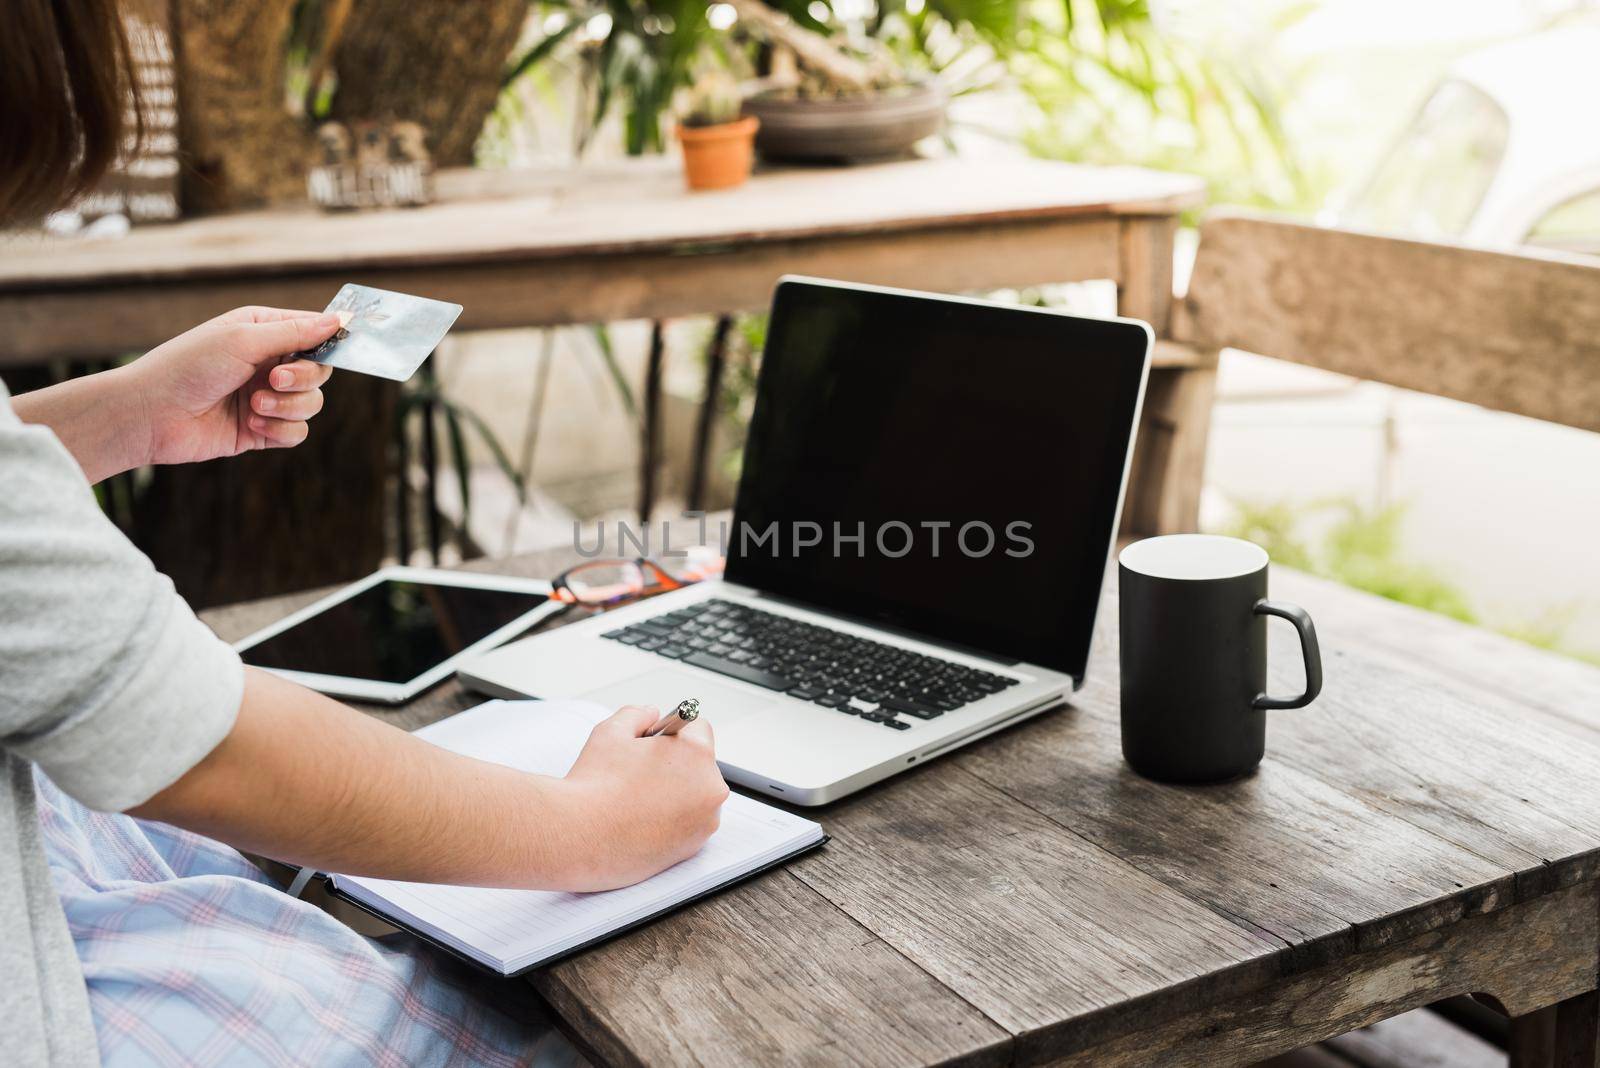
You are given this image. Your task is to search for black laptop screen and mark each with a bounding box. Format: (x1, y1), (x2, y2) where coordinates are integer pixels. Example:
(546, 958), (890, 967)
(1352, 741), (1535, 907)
(724, 280), (1149, 679)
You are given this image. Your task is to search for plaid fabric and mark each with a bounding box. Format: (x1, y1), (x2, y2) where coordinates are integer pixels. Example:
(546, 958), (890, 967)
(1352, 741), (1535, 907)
(34, 769), (585, 1068)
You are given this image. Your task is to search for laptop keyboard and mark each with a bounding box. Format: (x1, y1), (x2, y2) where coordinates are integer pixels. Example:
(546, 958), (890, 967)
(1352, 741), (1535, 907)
(601, 598), (1020, 729)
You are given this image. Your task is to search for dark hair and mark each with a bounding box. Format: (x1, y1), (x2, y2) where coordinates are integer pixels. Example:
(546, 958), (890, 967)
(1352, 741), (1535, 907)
(0, 0), (136, 224)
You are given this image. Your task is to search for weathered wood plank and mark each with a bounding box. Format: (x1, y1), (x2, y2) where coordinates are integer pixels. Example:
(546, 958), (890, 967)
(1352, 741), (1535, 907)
(0, 158), (1203, 287)
(1512, 1006), (1557, 1068)
(1113, 562), (1600, 892)
(0, 217), (1123, 365)
(789, 759), (1284, 1060)
(1256, 1007), (1505, 1068)
(1180, 211), (1600, 434)
(1320, 1008), (1503, 1068)
(1258, 635), (1600, 900)
(1002, 573), (1600, 957)
(963, 582), (1575, 961)
(1116, 215), (1179, 335)
(1120, 358), (1219, 536)
(1556, 990), (1600, 1068)
(1254, 570), (1600, 899)
(1509, 990), (1600, 1068)
(531, 870), (1012, 1068)
(1270, 568), (1600, 744)
(955, 691), (1517, 968)
(1149, 339), (1213, 368)
(1047, 881), (1599, 1067)
(1256, 1047), (1353, 1068)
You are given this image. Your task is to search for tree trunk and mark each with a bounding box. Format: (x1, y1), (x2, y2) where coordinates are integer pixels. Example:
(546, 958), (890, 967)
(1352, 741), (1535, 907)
(329, 0), (530, 166)
(171, 0), (309, 212)
(132, 374), (398, 609)
(142, 4), (528, 606)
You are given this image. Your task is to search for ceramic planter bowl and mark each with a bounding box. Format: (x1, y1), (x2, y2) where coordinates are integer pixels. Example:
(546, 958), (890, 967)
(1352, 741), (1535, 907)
(743, 81), (946, 164)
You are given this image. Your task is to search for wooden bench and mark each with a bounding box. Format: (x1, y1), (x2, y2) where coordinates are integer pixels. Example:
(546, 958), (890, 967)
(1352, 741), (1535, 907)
(1131, 210), (1600, 542)
(1161, 211), (1600, 1065)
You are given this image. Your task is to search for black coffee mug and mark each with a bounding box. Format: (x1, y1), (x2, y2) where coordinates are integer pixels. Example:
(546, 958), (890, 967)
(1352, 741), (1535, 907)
(1118, 534), (1322, 783)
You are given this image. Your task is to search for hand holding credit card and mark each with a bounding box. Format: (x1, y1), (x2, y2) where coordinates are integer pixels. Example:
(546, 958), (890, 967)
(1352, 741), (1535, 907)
(297, 284), (463, 381)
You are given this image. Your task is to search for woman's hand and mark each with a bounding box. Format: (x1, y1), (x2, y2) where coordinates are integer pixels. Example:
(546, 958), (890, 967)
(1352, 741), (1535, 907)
(125, 306), (344, 465)
(552, 705), (730, 891)
(11, 306), (344, 483)
(134, 674), (731, 896)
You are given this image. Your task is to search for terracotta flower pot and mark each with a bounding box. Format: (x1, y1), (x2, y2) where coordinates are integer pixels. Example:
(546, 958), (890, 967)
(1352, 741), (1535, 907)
(676, 116), (760, 192)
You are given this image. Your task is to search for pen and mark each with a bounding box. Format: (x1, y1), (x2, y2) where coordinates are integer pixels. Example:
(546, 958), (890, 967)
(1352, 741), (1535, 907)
(644, 698), (700, 737)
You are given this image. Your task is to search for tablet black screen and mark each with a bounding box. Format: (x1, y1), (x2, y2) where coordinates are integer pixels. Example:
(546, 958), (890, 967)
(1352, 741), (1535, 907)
(240, 580), (550, 684)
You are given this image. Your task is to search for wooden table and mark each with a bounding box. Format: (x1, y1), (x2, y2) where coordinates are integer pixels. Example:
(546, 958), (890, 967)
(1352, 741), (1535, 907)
(0, 157), (1201, 356)
(0, 156), (1211, 537)
(204, 543), (1600, 1068)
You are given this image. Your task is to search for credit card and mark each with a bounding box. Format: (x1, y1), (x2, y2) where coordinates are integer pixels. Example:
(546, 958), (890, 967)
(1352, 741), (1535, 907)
(296, 284), (463, 381)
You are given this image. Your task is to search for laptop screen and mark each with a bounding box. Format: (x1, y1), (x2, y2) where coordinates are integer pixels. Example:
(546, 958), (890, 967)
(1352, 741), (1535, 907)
(725, 279), (1149, 679)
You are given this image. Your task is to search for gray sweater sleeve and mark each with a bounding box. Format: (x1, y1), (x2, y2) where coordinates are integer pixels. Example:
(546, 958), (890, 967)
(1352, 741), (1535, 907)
(0, 384), (242, 812)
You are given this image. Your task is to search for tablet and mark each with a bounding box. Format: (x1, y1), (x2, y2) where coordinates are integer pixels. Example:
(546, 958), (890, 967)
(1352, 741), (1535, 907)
(234, 567), (561, 704)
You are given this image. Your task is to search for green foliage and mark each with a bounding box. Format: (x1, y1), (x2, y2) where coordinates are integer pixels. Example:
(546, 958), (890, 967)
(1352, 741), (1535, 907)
(1222, 498), (1476, 624)
(680, 69), (745, 126)
(864, 0), (1018, 95)
(500, 0), (1310, 200)
(504, 18), (585, 89)
(512, 0), (719, 156)
(773, 0), (1314, 208)
(1317, 501), (1477, 624)
(703, 311), (768, 487)
(1219, 497), (1600, 666)
(400, 371), (529, 552)
(587, 324), (638, 418)
(1214, 498), (1314, 573)
(1499, 606), (1580, 655)
(1018, 0), (1316, 211)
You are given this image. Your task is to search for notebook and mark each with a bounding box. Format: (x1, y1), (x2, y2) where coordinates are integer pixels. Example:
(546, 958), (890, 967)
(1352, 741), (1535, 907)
(328, 699), (827, 976)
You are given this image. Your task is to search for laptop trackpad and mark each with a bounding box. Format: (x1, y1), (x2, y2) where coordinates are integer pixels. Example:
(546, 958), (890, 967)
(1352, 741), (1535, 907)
(579, 669), (773, 730)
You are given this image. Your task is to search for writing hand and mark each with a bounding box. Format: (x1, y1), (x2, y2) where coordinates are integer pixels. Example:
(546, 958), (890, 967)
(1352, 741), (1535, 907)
(554, 704), (729, 891)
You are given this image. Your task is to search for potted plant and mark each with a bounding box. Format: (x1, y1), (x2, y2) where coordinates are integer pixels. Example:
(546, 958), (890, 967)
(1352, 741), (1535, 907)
(729, 0), (946, 163)
(676, 72), (760, 191)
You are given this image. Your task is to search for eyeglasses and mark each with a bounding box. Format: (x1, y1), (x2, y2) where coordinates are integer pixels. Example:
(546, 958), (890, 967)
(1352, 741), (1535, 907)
(552, 554), (723, 609)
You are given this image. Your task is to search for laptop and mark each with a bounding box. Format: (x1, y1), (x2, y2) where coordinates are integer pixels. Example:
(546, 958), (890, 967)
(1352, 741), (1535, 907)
(459, 277), (1152, 805)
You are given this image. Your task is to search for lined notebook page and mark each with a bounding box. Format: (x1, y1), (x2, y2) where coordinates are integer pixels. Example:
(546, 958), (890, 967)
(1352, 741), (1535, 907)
(331, 700), (824, 973)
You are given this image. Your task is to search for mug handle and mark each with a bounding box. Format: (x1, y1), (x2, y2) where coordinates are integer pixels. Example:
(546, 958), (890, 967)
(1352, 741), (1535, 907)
(1252, 600), (1323, 710)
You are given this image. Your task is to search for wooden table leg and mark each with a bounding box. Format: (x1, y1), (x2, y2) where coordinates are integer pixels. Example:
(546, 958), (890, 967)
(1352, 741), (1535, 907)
(687, 314), (732, 513)
(418, 360), (443, 564)
(1116, 215), (1177, 334)
(637, 320), (666, 524)
(396, 381), (413, 564)
(1119, 358), (1219, 536)
(1115, 214), (1220, 538)
(1511, 992), (1600, 1068)
(1551, 873), (1600, 1068)
(1512, 1005), (1558, 1068)
(1557, 991), (1600, 1068)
